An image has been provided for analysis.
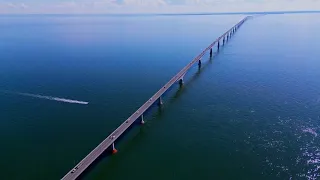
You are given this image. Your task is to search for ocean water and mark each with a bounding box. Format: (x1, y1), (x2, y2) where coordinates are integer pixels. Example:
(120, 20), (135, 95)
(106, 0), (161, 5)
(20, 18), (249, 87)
(1, 13), (320, 180)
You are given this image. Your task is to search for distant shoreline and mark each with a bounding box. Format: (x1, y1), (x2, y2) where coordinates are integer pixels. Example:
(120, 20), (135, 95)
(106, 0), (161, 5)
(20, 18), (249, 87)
(1, 10), (320, 17)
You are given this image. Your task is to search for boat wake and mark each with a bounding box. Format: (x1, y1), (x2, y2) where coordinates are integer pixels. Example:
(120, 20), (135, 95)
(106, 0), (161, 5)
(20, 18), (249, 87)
(2, 90), (89, 105)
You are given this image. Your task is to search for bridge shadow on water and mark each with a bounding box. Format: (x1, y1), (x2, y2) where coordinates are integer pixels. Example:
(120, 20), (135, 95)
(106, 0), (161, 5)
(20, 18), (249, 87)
(77, 118), (146, 179)
(62, 17), (251, 180)
(78, 47), (228, 179)
(76, 38), (232, 180)
(78, 102), (169, 179)
(169, 50), (224, 102)
(171, 57), (214, 101)
(140, 47), (230, 124)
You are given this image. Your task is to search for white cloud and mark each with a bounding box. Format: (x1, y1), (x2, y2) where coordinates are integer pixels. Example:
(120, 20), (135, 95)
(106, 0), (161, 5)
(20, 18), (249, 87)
(6, 2), (17, 8)
(0, 2), (29, 13)
(20, 3), (28, 9)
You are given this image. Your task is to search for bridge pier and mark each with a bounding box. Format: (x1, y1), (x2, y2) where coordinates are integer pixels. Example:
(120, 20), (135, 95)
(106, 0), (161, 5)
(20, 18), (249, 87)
(210, 48), (213, 57)
(218, 41), (220, 50)
(158, 96), (163, 106)
(141, 114), (145, 124)
(223, 37), (225, 45)
(198, 59), (202, 67)
(179, 79), (184, 86)
(112, 143), (118, 154)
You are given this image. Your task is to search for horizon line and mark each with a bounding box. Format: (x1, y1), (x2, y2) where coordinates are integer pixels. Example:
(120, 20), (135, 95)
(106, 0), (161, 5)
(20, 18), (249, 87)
(1, 10), (320, 16)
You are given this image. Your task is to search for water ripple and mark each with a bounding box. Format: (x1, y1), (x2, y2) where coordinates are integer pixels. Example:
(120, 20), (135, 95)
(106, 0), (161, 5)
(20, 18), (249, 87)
(245, 116), (320, 179)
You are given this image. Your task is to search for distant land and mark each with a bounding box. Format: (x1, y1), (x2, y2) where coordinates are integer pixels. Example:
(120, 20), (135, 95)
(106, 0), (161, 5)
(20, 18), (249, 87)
(157, 10), (320, 16)
(0, 10), (320, 17)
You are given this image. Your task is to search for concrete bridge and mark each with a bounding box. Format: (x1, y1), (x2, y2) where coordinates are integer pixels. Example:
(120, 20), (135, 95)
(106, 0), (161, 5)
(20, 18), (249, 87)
(61, 16), (250, 180)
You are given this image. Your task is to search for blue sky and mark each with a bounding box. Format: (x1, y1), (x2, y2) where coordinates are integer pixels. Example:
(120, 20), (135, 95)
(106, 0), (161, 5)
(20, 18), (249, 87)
(0, 0), (319, 14)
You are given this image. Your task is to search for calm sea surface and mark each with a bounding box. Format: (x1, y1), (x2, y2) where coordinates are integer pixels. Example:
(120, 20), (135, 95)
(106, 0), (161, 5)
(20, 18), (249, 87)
(1, 13), (320, 180)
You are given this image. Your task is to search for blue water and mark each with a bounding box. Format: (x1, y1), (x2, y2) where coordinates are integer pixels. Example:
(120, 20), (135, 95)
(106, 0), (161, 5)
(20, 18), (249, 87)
(1, 13), (320, 180)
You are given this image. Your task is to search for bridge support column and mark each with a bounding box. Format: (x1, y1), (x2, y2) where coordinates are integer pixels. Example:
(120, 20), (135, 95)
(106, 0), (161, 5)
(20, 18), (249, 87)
(179, 79), (184, 86)
(141, 114), (145, 124)
(210, 48), (213, 57)
(217, 41), (220, 50)
(223, 37), (225, 45)
(112, 143), (118, 154)
(198, 59), (202, 67)
(158, 96), (163, 106)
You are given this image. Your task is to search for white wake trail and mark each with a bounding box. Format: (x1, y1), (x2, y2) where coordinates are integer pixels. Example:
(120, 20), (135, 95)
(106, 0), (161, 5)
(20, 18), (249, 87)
(3, 91), (89, 105)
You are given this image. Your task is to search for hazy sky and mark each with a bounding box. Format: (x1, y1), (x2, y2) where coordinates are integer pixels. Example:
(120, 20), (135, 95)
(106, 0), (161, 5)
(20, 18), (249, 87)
(0, 0), (320, 14)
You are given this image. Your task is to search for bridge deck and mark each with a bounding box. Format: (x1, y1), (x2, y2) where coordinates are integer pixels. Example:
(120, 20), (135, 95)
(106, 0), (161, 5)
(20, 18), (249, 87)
(61, 16), (249, 180)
